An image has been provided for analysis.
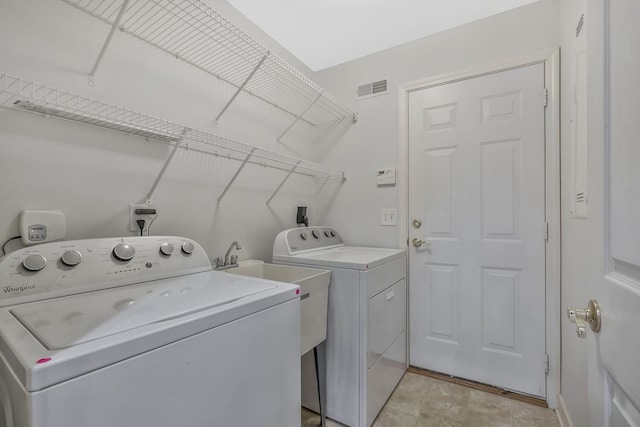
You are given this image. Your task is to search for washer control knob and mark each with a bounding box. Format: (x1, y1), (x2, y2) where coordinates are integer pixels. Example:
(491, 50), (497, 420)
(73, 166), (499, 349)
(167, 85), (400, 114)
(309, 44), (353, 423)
(311, 230), (320, 239)
(300, 231), (308, 240)
(330, 230), (336, 237)
(112, 243), (135, 262)
(61, 250), (82, 266)
(324, 230), (331, 237)
(23, 254), (46, 272)
(160, 242), (174, 256)
(181, 242), (194, 255)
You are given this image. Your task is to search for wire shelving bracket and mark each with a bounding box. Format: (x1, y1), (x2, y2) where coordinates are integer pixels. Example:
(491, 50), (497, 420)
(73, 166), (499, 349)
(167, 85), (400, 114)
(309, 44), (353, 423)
(0, 72), (347, 205)
(59, 0), (358, 141)
(145, 127), (188, 203)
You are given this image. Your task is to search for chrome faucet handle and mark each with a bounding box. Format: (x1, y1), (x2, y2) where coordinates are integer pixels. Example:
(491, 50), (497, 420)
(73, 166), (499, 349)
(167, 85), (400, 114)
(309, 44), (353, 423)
(230, 255), (238, 265)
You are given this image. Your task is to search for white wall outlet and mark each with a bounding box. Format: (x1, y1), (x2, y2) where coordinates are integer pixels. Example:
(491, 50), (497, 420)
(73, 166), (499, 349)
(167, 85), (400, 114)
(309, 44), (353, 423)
(380, 208), (398, 226)
(129, 204), (157, 234)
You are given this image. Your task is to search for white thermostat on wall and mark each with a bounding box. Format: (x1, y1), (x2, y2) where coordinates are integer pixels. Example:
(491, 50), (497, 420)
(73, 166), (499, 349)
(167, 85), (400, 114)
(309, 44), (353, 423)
(377, 168), (396, 186)
(19, 210), (66, 245)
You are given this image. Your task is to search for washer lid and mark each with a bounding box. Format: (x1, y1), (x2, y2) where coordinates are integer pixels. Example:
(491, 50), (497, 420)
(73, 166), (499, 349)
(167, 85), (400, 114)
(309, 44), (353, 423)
(274, 246), (405, 270)
(10, 272), (277, 350)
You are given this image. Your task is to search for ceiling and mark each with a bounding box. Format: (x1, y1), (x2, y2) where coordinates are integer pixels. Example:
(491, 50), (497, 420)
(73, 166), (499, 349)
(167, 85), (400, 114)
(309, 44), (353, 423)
(226, 0), (540, 71)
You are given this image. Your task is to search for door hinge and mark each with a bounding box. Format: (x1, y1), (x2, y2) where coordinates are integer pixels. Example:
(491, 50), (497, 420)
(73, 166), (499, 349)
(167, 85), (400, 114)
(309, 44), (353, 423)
(544, 353), (550, 374)
(543, 88), (548, 108)
(544, 221), (549, 241)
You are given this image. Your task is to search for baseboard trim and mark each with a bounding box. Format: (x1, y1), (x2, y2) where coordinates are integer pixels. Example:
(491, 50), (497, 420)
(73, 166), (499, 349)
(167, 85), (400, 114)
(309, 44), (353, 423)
(556, 394), (575, 427)
(407, 366), (548, 408)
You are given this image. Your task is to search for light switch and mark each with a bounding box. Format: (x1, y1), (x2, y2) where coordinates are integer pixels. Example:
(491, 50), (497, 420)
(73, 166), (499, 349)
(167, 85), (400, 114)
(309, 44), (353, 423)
(380, 209), (397, 226)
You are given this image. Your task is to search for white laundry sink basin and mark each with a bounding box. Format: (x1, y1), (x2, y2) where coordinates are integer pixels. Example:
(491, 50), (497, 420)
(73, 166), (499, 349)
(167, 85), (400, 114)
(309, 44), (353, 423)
(229, 261), (330, 355)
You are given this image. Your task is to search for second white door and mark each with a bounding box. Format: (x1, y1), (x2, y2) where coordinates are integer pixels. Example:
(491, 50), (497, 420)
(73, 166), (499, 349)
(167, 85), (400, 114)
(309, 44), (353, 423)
(408, 63), (547, 397)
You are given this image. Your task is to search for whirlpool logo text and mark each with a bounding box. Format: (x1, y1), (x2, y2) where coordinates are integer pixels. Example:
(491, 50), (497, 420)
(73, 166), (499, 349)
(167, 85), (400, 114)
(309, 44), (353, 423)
(2, 284), (36, 295)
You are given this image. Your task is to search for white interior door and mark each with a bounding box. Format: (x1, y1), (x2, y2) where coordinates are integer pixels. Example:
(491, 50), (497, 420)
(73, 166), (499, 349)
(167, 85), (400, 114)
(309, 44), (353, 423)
(408, 64), (547, 397)
(583, 1), (640, 425)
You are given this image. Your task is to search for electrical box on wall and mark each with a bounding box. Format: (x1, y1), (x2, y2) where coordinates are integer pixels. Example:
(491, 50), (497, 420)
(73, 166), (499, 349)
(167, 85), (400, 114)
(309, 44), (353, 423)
(377, 168), (396, 186)
(129, 204), (158, 235)
(380, 209), (398, 226)
(19, 210), (66, 245)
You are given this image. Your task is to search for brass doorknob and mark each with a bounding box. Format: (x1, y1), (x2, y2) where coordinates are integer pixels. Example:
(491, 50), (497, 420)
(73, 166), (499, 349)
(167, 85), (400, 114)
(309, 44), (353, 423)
(412, 238), (431, 248)
(568, 299), (601, 338)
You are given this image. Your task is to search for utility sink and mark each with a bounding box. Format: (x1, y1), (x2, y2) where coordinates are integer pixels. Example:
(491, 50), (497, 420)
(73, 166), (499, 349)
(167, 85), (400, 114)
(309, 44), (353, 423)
(229, 261), (330, 356)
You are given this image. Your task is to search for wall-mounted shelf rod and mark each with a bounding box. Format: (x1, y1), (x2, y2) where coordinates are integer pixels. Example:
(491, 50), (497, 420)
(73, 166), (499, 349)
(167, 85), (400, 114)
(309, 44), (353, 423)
(266, 161), (299, 205)
(217, 148), (256, 207)
(88, 0), (130, 85)
(145, 127), (188, 203)
(277, 93), (322, 142)
(215, 55), (267, 123)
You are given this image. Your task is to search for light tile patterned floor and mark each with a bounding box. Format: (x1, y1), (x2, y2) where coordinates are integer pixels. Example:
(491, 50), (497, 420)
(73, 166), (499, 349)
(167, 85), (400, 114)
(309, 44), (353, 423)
(301, 372), (560, 427)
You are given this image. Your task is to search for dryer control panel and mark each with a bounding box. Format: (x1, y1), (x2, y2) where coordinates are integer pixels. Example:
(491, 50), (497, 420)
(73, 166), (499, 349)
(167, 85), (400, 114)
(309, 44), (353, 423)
(0, 236), (211, 306)
(273, 227), (344, 255)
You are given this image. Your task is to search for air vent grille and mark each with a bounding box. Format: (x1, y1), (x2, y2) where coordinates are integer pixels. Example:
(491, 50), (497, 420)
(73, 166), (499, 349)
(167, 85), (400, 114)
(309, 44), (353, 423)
(357, 79), (388, 99)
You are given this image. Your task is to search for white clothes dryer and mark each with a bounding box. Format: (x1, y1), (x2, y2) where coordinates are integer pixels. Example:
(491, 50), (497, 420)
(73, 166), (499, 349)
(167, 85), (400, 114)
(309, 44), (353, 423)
(0, 236), (301, 427)
(273, 227), (406, 427)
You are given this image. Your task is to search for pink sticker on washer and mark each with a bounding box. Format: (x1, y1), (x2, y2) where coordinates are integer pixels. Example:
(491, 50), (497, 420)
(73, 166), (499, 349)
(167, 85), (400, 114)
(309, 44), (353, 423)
(36, 358), (52, 364)
(296, 289), (300, 295)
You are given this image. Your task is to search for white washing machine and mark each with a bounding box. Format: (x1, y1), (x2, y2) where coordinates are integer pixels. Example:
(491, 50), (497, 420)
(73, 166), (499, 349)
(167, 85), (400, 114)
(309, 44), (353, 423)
(0, 236), (301, 427)
(273, 227), (406, 427)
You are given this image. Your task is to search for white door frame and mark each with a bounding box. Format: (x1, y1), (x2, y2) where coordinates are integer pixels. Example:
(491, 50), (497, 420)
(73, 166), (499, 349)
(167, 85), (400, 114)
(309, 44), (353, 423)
(397, 49), (560, 408)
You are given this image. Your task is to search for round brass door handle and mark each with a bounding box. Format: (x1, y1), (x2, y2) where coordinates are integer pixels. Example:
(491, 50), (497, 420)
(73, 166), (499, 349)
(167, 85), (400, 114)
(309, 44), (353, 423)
(568, 299), (601, 338)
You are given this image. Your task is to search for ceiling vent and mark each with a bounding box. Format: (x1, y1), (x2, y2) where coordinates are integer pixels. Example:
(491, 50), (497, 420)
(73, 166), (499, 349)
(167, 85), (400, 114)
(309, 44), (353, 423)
(356, 79), (388, 100)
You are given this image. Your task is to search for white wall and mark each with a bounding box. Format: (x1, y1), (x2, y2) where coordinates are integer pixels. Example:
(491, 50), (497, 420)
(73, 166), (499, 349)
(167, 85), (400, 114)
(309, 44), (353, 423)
(313, 0), (561, 248)
(0, 0), (335, 263)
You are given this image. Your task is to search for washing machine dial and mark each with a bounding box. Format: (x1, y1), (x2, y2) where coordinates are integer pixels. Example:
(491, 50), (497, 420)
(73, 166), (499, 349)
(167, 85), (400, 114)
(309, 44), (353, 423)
(324, 230), (331, 237)
(22, 254), (46, 272)
(160, 242), (174, 256)
(112, 243), (135, 262)
(311, 230), (320, 239)
(61, 250), (82, 266)
(181, 242), (194, 255)
(300, 231), (308, 240)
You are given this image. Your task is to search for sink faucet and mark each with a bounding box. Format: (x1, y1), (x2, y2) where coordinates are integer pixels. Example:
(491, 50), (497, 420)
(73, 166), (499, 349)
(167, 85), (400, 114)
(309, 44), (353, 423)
(214, 241), (241, 270)
(224, 240), (241, 265)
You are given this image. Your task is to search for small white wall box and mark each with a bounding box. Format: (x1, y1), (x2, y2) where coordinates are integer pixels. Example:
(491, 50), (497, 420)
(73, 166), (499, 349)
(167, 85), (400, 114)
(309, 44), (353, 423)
(380, 209), (398, 226)
(377, 168), (396, 186)
(19, 210), (66, 245)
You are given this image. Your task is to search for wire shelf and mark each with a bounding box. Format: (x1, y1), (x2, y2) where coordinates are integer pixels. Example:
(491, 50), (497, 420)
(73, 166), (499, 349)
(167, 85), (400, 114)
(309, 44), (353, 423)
(59, 0), (357, 136)
(0, 72), (345, 203)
